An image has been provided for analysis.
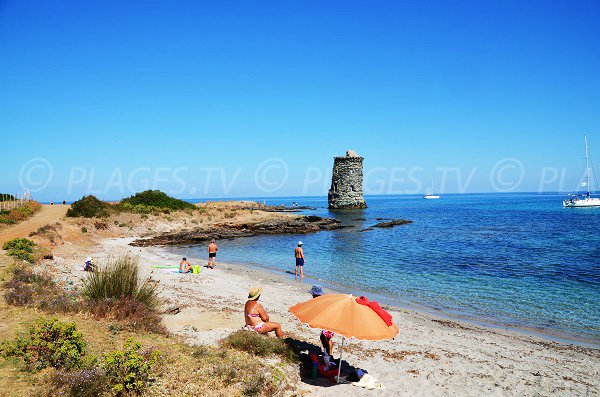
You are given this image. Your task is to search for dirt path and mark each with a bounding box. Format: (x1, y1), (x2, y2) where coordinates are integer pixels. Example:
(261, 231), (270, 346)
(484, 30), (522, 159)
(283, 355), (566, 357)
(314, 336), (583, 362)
(0, 205), (69, 245)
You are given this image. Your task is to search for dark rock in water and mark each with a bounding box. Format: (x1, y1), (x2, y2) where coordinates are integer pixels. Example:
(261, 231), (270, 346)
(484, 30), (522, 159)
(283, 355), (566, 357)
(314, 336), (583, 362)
(376, 217), (383, 221)
(351, 218), (366, 221)
(372, 219), (413, 228)
(359, 227), (375, 232)
(131, 215), (344, 246)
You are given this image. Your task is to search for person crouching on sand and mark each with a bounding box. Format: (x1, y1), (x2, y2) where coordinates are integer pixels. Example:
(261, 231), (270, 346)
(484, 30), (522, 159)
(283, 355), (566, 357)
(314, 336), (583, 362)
(309, 285), (335, 356)
(294, 241), (305, 278)
(207, 239), (218, 269)
(244, 287), (284, 338)
(179, 257), (192, 273)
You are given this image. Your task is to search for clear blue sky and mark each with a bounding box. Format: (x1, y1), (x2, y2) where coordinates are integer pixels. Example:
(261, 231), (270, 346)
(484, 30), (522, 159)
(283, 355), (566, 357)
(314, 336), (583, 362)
(1, 0), (599, 201)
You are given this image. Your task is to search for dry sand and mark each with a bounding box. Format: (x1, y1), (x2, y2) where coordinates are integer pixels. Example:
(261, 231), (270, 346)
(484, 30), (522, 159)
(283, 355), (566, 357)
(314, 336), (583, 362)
(48, 236), (599, 397)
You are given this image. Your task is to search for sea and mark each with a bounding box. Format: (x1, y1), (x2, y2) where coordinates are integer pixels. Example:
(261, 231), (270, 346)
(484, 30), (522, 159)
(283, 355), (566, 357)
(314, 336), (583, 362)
(174, 193), (600, 346)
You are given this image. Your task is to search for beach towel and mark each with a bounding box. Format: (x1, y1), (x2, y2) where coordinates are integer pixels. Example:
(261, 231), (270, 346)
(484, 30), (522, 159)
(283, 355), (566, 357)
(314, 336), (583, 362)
(355, 296), (393, 326)
(352, 374), (385, 390)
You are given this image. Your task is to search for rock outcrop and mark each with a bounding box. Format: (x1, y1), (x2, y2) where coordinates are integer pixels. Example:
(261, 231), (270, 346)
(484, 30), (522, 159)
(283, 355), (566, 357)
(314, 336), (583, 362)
(328, 151), (367, 209)
(130, 215), (344, 246)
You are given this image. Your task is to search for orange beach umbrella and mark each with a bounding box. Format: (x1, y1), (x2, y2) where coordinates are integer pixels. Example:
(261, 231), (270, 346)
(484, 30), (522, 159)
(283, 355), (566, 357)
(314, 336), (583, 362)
(289, 293), (399, 382)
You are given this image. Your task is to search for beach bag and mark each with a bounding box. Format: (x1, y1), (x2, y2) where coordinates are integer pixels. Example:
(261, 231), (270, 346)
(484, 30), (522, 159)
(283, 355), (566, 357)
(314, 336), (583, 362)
(192, 265), (201, 274)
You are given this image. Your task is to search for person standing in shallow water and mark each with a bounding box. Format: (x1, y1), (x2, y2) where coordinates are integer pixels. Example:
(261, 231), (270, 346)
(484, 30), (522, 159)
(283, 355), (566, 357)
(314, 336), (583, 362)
(207, 239), (218, 269)
(295, 241), (305, 278)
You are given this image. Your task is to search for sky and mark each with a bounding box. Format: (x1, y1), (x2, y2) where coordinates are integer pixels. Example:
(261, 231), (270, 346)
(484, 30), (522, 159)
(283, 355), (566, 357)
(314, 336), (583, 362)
(1, 0), (599, 201)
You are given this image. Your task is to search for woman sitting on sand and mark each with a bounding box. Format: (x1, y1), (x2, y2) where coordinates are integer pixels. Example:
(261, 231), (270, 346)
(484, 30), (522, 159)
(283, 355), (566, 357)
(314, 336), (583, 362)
(244, 287), (284, 338)
(179, 257), (192, 273)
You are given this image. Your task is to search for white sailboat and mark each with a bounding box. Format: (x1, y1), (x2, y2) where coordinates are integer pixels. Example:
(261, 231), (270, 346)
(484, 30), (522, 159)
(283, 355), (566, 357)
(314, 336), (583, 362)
(423, 177), (440, 199)
(563, 134), (600, 207)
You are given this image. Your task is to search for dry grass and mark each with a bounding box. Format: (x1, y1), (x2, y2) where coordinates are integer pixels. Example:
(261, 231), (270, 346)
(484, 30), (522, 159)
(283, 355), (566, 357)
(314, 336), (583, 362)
(0, 254), (299, 397)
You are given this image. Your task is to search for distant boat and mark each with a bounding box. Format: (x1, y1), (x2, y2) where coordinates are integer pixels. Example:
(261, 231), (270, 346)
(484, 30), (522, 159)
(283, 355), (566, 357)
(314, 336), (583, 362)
(563, 134), (600, 207)
(423, 177), (440, 199)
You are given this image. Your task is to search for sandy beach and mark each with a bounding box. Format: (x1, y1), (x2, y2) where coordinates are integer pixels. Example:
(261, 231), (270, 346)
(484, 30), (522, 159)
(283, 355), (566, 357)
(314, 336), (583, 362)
(46, 236), (599, 396)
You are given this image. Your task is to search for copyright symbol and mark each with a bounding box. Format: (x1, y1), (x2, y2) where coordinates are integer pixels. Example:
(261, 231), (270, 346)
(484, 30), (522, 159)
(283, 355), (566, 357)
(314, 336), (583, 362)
(490, 158), (524, 192)
(254, 158), (288, 193)
(19, 158), (54, 192)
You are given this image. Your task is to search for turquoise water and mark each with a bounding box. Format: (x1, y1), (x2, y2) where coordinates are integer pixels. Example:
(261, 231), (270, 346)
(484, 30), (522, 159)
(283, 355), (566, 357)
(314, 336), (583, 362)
(177, 194), (600, 345)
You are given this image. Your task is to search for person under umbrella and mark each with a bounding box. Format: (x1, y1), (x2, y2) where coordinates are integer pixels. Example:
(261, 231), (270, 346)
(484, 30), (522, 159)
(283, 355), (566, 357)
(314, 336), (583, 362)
(309, 285), (335, 356)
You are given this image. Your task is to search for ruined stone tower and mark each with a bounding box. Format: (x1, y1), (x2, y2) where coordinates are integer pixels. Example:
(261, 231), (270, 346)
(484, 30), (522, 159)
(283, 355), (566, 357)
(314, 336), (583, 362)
(328, 150), (367, 209)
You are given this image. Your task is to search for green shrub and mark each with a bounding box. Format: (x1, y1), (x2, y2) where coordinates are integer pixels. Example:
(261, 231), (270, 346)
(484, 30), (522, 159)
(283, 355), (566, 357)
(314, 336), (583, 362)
(102, 338), (159, 396)
(221, 331), (298, 362)
(81, 226), (87, 233)
(66, 195), (110, 218)
(0, 318), (87, 371)
(0, 193), (16, 202)
(120, 190), (195, 211)
(2, 237), (36, 262)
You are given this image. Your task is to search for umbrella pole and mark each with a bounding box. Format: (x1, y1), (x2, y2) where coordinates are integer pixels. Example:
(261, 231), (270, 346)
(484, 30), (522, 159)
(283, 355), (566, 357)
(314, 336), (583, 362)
(337, 336), (345, 383)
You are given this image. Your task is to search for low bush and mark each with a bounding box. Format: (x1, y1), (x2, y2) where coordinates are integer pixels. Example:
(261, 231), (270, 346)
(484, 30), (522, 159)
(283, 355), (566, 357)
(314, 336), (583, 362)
(3, 265), (78, 313)
(0, 318), (87, 371)
(189, 344), (288, 396)
(221, 331), (298, 362)
(50, 366), (107, 397)
(29, 223), (62, 244)
(48, 338), (159, 397)
(0, 201), (41, 224)
(66, 195), (110, 218)
(2, 238), (36, 262)
(102, 338), (160, 396)
(120, 190), (195, 211)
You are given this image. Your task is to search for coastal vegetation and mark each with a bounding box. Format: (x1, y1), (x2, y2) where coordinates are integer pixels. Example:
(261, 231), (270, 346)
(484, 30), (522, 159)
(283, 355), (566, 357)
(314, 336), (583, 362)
(66, 195), (111, 218)
(0, 200), (41, 224)
(222, 330), (298, 362)
(67, 190), (197, 218)
(0, 250), (301, 396)
(119, 190), (195, 211)
(83, 256), (163, 333)
(2, 237), (48, 263)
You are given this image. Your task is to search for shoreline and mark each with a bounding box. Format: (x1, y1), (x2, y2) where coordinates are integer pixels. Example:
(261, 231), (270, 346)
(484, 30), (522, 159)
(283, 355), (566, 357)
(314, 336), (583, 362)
(168, 245), (600, 349)
(45, 234), (600, 395)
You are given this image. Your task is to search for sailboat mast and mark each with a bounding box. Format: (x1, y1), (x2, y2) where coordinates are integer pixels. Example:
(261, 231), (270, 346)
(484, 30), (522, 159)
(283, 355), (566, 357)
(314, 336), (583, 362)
(585, 133), (590, 195)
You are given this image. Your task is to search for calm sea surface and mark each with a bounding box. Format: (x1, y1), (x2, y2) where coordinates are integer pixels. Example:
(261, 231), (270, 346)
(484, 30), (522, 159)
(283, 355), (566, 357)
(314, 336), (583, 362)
(176, 194), (600, 345)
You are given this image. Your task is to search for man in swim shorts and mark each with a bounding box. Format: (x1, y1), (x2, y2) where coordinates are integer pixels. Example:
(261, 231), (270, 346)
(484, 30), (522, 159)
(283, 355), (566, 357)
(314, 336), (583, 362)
(294, 241), (305, 278)
(208, 239), (218, 269)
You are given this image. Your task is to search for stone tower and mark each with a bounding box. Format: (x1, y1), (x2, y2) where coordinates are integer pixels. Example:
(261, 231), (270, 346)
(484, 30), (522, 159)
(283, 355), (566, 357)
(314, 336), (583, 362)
(328, 150), (367, 209)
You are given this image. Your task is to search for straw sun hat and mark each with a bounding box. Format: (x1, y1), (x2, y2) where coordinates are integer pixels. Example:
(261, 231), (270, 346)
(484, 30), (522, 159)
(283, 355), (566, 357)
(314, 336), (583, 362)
(247, 287), (263, 301)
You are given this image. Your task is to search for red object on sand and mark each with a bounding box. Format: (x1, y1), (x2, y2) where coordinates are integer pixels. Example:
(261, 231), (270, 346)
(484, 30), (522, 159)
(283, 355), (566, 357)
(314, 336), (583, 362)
(309, 354), (338, 383)
(355, 296), (393, 326)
